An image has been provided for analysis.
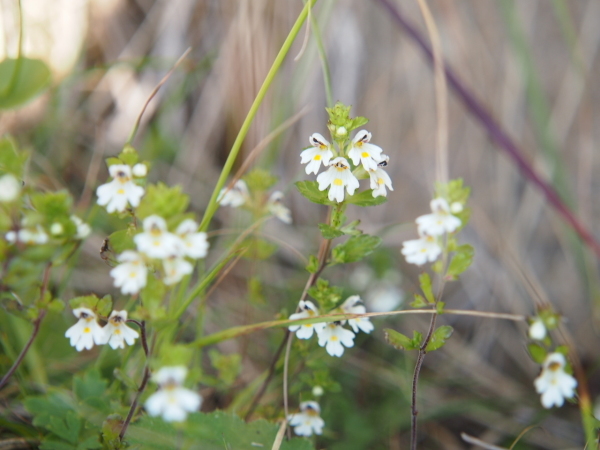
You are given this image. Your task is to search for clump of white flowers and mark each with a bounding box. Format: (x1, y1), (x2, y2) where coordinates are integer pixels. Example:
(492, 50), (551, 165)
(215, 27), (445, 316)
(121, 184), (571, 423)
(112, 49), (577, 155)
(288, 401), (325, 437)
(401, 197), (463, 266)
(65, 307), (140, 351)
(217, 179), (249, 208)
(109, 215), (209, 294)
(96, 164), (145, 213)
(534, 352), (577, 408)
(288, 295), (373, 357)
(145, 366), (202, 422)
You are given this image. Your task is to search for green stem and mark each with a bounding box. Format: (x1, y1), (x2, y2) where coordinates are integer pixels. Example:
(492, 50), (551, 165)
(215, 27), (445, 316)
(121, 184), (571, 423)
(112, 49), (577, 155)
(199, 0), (318, 232)
(309, 5), (333, 108)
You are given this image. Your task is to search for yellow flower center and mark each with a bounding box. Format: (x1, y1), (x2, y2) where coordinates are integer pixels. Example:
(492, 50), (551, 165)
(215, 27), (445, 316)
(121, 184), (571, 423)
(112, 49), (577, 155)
(377, 178), (384, 185)
(333, 179), (343, 186)
(117, 189), (125, 195)
(361, 152), (369, 158)
(314, 155), (321, 161)
(84, 327), (91, 333)
(330, 336), (339, 341)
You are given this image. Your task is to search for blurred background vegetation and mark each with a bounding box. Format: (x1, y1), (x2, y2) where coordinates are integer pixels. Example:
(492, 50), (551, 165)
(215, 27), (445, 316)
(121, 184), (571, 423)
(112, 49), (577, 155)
(1, 0), (599, 448)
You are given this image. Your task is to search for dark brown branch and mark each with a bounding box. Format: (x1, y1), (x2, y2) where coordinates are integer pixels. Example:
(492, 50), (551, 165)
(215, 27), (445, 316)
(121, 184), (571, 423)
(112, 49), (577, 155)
(0, 263), (52, 391)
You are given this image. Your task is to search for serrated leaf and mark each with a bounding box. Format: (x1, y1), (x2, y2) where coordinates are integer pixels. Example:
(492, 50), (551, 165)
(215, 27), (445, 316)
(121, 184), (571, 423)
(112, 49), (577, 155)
(47, 411), (80, 444)
(410, 294), (428, 308)
(127, 411), (313, 450)
(73, 370), (109, 406)
(330, 234), (382, 265)
(345, 189), (388, 206)
(243, 168), (277, 192)
(436, 301), (446, 314)
(528, 343), (547, 364)
(294, 180), (333, 205)
(136, 183), (189, 220)
(318, 223), (344, 239)
(0, 58), (51, 109)
(419, 273), (435, 304)
(350, 116), (369, 131)
(305, 255), (319, 274)
(446, 244), (474, 279)
(384, 329), (417, 351)
(307, 278), (342, 311)
(425, 325), (453, 352)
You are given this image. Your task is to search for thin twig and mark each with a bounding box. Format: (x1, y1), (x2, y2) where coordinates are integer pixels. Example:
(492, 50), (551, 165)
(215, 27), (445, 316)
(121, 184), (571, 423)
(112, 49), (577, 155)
(0, 263), (51, 391)
(461, 433), (510, 450)
(293, 0), (312, 61)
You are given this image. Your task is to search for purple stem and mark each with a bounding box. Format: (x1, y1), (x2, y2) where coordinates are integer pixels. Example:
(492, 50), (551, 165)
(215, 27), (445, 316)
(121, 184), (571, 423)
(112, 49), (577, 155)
(374, 0), (600, 258)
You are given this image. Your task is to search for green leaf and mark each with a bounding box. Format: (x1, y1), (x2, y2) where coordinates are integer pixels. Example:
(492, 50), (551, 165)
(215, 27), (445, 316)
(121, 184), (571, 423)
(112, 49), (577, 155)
(425, 325), (453, 352)
(410, 294), (428, 308)
(318, 223), (344, 240)
(446, 244), (474, 279)
(209, 350), (242, 386)
(73, 370), (108, 405)
(384, 329), (416, 351)
(345, 190), (388, 206)
(339, 219), (362, 236)
(0, 58), (51, 109)
(39, 439), (76, 450)
(330, 234), (382, 265)
(136, 183), (190, 220)
(528, 343), (547, 364)
(48, 411), (81, 444)
(436, 301), (446, 314)
(243, 168), (277, 192)
(118, 144), (139, 166)
(294, 180), (333, 205)
(349, 116), (369, 131)
(69, 294), (100, 311)
(306, 278), (342, 311)
(127, 411), (313, 450)
(419, 273), (435, 304)
(140, 273), (167, 312)
(305, 255), (319, 274)
(107, 229), (136, 254)
(0, 136), (28, 176)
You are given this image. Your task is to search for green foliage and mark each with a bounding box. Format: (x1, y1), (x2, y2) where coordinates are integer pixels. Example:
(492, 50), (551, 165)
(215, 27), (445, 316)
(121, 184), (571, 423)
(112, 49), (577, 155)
(136, 183), (190, 221)
(240, 237), (278, 260)
(119, 145), (140, 166)
(209, 349), (242, 386)
(446, 244), (474, 280)
(384, 329), (422, 351)
(69, 295), (104, 313)
(108, 228), (136, 254)
(325, 102), (368, 133)
(435, 178), (471, 230)
(345, 190), (388, 207)
(0, 58), (51, 109)
(0, 136), (28, 176)
(319, 223), (344, 240)
(23, 370), (110, 449)
(418, 273), (435, 304)
(330, 234), (382, 265)
(30, 191), (73, 224)
(243, 168), (277, 192)
(528, 343), (547, 364)
(305, 255), (319, 274)
(307, 278), (342, 311)
(339, 219), (362, 236)
(126, 411), (313, 450)
(425, 325), (453, 352)
(295, 180), (333, 205)
(410, 294), (428, 308)
(139, 275), (167, 319)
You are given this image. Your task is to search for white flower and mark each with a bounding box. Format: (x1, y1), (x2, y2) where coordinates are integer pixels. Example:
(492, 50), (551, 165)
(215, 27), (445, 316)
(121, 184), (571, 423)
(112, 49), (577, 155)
(267, 191), (292, 224)
(163, 256), (193, 285)
(366, 282), (403, 313)
(50, 223), (64, 236)
(99, 310), (139, 349)
(368, 167), (393, 198)
(110, 251), (148, 295)
(317, 322), (355, 357)
(288, 401), (324, 437)
(347, 130), (384, 171)
(416, 198), (462, 236)
(450, 201), (463, 214)
(6, 226), (48, 245)
(96, 164), (145, 213)
(300, 133), (334, 175)
(312, 386), (324, 397)
(341, 295), (374, 334)
(401, 230), (442, 265)
(132, 163), (148, 177)
(71, 215), (91, 239)
(316, 157), (359, 203)
(218, 180), (249, 207)
(534, 353), (577, 408)
(145, 366), (202, 422)
(288, 300), (326, 339)
(65, 307), (105, 351)
(529, 317), (547, 341)
(175, 219), (209, 259)
(0, 174), (21, 202)
(134, 215), (183, 259)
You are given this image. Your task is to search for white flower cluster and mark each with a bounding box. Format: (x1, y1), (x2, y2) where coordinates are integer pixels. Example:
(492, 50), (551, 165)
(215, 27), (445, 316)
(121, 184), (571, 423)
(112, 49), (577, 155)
(301, 131), (393, 202)
(288, 296), (373, 357)
(5, 216), (91, 245)
(218, 179), (292, 224)
(96, 164), (146, 213)
(110, 215), (209, 294)
(65, 307), (139, 351)
(287, 401), (324, 437)
(401, 198), (462, 265)
(145, 366), (202, 422)
(534, 352), (577, 408)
